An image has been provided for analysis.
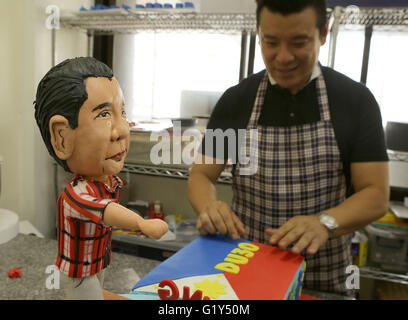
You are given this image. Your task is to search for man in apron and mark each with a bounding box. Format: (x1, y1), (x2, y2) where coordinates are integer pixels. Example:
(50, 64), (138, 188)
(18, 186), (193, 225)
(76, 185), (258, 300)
(187, 0), (389, 296)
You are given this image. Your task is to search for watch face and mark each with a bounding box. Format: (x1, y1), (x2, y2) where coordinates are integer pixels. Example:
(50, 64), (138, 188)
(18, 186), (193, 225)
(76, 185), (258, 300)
(320, 214), (337, 229)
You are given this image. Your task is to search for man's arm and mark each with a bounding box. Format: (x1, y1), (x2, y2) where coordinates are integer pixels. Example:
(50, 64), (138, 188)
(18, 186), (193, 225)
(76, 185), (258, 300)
(187, 153), (246, 239)
(326, 161), (389, 236)
(266, 161), (389, 255)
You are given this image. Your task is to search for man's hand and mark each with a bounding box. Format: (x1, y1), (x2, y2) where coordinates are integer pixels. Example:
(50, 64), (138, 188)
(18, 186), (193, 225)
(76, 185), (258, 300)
(196, 200), (246, 240)
(265, 215), (329, 255)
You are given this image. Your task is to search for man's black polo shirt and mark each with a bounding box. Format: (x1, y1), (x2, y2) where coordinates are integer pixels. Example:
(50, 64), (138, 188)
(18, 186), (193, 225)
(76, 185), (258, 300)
(200, 66), (388, 194)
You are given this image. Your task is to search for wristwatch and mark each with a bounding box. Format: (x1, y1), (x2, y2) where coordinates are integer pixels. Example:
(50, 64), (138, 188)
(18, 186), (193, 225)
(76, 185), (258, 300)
(318, 213), (338, 238)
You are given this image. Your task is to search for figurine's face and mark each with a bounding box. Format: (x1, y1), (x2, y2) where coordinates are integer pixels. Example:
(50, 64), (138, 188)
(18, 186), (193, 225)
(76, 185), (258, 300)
(66, 77), (130, 181)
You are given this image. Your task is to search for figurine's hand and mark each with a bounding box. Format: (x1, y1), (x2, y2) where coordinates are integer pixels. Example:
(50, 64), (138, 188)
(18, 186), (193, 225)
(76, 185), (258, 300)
(139, 219), (168, 240)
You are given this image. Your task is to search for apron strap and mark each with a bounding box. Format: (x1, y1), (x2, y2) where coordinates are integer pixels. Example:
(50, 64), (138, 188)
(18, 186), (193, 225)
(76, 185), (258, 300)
(248, 66), (331, 128)
(247, 71), (269, 129)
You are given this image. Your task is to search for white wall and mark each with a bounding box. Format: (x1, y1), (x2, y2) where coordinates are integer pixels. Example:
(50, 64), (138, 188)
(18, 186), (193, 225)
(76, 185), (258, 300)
(0, 0), (92, 238)
(200, 0), (256, 13)
(0, 1), (25, 223)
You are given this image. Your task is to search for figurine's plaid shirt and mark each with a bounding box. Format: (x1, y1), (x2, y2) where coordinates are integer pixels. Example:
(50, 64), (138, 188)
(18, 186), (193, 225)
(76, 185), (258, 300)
(55, 175), (123, 278)
(232, 69), (353, 296)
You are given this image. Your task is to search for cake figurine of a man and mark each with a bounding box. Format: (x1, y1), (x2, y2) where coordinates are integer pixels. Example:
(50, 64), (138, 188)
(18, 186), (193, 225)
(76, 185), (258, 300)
(34, 57), (168, 300)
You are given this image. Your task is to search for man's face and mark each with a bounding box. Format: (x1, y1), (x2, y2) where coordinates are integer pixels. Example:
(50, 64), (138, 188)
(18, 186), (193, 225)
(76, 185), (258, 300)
(258, 7), (328, 94)
(66, 77), (130, 180)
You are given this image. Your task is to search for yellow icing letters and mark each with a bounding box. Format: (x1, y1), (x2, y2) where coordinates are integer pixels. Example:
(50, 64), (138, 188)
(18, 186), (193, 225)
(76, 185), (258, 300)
(214, 242), (260, 274)
(214, 262), (240, 274)
(231, 248), (254, 258)
(225, 253), (249, 265)
(238, 242), (260, 252)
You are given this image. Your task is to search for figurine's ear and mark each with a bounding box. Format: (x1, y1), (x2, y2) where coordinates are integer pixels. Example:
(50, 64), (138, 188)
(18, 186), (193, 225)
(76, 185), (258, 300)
(49, 115), (75, 160)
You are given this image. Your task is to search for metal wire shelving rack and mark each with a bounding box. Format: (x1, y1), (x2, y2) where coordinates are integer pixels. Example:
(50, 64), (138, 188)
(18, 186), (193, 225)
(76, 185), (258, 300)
(333, 6), (408, 26)
(59, 7), (408, 34)
(57, 6), (408, 72)
(360, 267), (408, 285)
(121, 162), (233, 185)
(60, 11), (257, 34)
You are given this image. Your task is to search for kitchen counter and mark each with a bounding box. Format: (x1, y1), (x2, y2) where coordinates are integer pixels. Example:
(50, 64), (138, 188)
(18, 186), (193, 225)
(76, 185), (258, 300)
(0, 234), (352, 300)
(0, 234), (160, 300)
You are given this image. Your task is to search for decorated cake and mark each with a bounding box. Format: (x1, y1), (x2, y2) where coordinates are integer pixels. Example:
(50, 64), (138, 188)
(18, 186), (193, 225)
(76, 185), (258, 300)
(125, 234), (306, 300)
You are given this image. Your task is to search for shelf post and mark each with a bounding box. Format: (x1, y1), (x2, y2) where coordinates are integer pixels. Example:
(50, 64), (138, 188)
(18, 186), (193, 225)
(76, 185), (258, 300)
(239, 30), (248, 82)
(360, 25), (373, 85)
(327, 6), (341, 68)
(247, 31), (257, 78)
(87, 30), (94, 57)
(51, 28), (57, 67)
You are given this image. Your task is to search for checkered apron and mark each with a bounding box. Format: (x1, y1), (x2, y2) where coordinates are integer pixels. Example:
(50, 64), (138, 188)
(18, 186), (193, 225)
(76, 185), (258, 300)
(232, 70), (352, 295)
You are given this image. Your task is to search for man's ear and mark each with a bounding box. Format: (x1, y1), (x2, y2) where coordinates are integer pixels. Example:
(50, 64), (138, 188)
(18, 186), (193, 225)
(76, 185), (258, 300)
(49, 115), (75, 160)
(320, 20), (330, 46)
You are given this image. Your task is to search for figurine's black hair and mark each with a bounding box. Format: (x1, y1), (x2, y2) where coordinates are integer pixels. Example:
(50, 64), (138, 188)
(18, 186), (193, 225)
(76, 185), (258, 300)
(34, 57), (114, 172)
(255, 0), (327, 34)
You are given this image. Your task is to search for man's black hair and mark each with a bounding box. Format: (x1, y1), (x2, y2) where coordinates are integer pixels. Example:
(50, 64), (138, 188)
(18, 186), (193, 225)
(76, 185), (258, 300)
(255, 0), (328, 33)
(34, 57), (114, 172)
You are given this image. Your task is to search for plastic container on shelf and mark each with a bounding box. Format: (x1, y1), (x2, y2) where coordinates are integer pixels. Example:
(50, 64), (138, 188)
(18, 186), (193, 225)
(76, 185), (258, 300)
(365, 223), (408, 273)
(351, 230), (368, 267)
(184, 2), (194, 9)
(185, 0), (200, 11)
(175, 219), (199, 242)
(148, 201), (165, 220)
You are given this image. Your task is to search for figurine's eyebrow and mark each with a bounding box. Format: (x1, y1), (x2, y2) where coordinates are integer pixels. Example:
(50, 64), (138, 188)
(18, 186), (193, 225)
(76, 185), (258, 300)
(92, 102), (112, 112)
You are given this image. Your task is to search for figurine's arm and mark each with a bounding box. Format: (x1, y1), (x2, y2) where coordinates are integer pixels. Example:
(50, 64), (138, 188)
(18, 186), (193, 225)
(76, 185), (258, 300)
(103, 202), (168, 240)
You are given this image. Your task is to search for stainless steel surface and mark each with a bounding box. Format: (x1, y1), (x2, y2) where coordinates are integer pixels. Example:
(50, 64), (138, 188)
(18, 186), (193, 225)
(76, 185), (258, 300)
(361, 266), (408, 285)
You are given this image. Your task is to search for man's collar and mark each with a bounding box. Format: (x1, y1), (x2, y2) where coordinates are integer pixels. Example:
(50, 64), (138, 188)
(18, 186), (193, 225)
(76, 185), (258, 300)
(267, 63), (321, 88)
